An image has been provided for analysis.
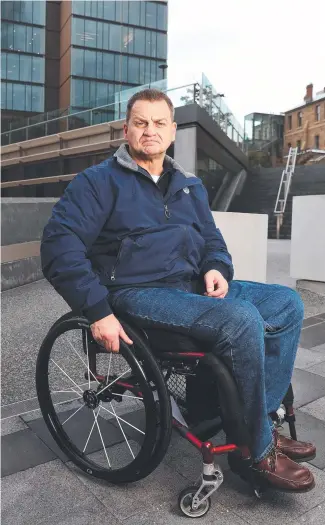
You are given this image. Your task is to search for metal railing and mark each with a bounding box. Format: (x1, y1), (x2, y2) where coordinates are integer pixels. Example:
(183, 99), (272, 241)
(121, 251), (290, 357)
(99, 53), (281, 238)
(1, 75), (246, 151)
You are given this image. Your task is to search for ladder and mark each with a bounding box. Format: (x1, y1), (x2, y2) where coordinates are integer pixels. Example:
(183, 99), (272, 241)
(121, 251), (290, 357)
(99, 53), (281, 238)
(274, 147), (298, 239)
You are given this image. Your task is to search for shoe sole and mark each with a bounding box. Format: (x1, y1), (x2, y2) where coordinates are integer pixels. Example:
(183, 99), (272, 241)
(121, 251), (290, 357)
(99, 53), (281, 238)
(229, 462), (316, 494)
(290, 453), (316, 463)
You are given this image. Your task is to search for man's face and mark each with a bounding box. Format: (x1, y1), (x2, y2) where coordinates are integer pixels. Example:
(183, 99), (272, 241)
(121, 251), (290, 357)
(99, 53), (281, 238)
(124, 99), (177, 158)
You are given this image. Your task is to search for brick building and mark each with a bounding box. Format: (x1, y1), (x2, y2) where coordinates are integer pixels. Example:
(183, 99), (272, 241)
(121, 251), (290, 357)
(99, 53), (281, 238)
(284, 84), (325, 161)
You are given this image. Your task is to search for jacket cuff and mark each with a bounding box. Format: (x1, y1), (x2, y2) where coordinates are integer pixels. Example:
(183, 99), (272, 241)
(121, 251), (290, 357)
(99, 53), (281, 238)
(83, 296), (112, 324)
(201, 261), (231, 282)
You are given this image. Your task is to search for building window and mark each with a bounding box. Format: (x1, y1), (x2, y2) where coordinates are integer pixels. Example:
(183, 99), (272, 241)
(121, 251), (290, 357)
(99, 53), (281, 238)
(1, 81), (44, 111)
(297, 111), (302, 127)
(288, 142), (291, 149)
(1, 52), (44, 83)
(297, 140), (301, 152)
(1, 22), (45, 54)
(1, 0), (46, 25)
(288, 115), (292, 130)
(315, 104), (320, 121)
(315, 135), (320, 149)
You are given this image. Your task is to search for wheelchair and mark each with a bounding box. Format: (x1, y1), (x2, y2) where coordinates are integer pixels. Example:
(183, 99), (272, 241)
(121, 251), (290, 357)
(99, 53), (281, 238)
(36, 311), (298, 518)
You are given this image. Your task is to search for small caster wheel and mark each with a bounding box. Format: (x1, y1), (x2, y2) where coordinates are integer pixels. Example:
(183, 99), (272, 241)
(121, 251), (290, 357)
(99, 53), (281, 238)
(178, 485), (211, 518)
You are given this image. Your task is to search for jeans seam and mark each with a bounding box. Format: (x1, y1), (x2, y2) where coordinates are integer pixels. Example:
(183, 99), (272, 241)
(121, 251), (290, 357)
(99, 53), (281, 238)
(265, 318), (303, 336)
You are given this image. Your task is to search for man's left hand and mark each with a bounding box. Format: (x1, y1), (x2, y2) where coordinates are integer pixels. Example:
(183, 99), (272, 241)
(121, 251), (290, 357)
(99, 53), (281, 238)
(204, 269), (228, 298)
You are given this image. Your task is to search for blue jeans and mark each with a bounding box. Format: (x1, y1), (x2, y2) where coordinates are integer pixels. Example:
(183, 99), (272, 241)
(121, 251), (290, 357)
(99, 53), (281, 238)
(110, 280), (304, 461)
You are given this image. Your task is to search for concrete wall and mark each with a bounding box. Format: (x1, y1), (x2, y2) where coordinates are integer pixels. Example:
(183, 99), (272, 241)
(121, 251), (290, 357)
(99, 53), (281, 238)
(1, 198), (57, 290)
(290, 195), (325, 282)
(1, 198), (268, 290)
(212, 211), (268, 282)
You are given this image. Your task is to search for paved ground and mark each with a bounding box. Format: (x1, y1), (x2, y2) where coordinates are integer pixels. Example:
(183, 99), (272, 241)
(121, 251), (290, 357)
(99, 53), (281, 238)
(2, 240), (325, 525)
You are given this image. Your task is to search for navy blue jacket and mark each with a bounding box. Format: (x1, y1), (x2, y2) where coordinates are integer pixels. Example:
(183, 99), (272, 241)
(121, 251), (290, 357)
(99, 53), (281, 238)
(41, 144), (233, 323)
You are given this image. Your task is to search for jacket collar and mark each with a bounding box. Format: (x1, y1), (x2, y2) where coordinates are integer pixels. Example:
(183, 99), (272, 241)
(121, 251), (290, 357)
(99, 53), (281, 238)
(114, 144), (197, 181)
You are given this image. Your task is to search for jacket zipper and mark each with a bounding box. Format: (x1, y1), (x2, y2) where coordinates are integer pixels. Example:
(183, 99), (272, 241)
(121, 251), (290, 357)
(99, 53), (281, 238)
(110, 241), (124, 281)
(164, 204), (171, 219)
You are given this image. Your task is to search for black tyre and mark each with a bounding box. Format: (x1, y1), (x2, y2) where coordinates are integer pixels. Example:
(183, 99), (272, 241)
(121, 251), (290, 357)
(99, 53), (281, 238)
(178, 485), (211, 518)
(36, 314), (172, 483)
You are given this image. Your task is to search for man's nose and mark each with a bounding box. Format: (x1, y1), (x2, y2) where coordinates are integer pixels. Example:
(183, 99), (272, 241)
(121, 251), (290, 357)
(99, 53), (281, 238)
(144, 122), (156, 135)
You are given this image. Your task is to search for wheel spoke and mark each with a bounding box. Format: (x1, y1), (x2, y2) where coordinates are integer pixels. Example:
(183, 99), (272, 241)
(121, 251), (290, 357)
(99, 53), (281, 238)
(83, 414), (97, 453)
(97, 368), (131, 396)
(99, 403), (145, 435)
(96, 368), (131, 397)
(93, 407), (111, 468)
(51, 390), (80, 394)
(66, 338), (99, 385)
(62, 404), (84, 425)
(54, 396), (83, 407)
(50, 359), (84, 393)
(109, 392), (143, 400)
(109, 402), (135, 459)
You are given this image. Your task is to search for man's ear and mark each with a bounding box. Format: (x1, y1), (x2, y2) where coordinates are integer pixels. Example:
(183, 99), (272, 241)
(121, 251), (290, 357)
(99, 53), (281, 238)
(172, 121), (177, 141)
(123, 123), (128, 139)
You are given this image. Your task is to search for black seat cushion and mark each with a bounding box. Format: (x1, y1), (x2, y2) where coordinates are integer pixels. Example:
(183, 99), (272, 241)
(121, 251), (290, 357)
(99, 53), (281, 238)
(143, 327), (207, 354)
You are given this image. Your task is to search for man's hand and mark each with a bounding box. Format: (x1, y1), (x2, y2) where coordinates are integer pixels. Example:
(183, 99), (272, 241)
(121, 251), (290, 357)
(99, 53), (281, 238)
(90, 314), (133, 353)
(204, 269), (228, 299)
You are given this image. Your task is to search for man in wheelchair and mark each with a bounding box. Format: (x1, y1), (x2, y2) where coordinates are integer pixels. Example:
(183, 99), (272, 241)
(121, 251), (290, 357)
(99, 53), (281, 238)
(41, 89), (316, 494)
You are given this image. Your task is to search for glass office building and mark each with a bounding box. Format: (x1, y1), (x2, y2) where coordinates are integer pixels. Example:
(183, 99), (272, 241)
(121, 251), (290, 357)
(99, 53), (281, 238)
(1, 1), (46, 125)
(1, 1), (168, 130)
(70, 1), (168, 111)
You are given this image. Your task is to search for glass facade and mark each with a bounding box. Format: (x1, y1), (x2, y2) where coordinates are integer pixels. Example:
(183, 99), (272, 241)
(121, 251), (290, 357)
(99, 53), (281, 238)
(1, 1), (46, 115)
(71, 1), (167, 31)
(70, 1), (167, 110)
(1, 52), (44, 83)
(1, 82), (44, 112)
(1, 0), (46, 26)
(1, 23), (45, 54)
(72, 48), (164, 85)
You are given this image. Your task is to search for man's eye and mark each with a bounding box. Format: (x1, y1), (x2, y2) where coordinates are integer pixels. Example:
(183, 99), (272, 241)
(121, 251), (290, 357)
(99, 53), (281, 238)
(135, 122), (145, 126)
(156, 122), (166, 127)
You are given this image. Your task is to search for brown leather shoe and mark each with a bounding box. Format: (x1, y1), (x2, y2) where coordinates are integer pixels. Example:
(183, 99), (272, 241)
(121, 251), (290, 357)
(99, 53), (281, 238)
(274, 429), (316, 462)
(252, 448), (315, 493)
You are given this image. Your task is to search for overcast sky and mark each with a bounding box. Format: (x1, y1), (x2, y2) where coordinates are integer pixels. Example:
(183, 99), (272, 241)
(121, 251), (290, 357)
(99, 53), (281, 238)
(167, 0), (325, 125)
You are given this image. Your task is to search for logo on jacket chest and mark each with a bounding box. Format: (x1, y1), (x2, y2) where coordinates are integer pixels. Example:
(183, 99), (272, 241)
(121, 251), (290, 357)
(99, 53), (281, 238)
(183, 187), (190, 194)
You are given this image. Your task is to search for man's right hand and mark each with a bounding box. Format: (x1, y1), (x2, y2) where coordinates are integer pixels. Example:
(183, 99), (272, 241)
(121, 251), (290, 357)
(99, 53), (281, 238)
(90, 314), (133, 353)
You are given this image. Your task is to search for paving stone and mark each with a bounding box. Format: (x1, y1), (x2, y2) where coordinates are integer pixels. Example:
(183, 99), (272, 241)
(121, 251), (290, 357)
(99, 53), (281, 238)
(280, 410), (325, 469)
(294, 348), (325, 370)
(26, 408), (126, 462)
(1, 429), (57, 477)
(307, 361), (325, 378)
(302, 316), (325, 328)
(299, 322), (325, 349)
(67, 458), (189, 521)
(300, 397), (325, 422)
(122, 500), (248, 525)
(1, 416), (28, 436)
(214, 464), (325, 524)
(295, 504), (325, 524)
(34, 500), (123, 525)
(291, 369), (325, 408)
(1, 460), (101, 525)
(308, 343), (325, 354)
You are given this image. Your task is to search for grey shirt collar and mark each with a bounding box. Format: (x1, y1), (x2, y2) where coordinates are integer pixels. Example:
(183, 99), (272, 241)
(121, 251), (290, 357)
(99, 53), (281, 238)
(113, 144), (195, 179)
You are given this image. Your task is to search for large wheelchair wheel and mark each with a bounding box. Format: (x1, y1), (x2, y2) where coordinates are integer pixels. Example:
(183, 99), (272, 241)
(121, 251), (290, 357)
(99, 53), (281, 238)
(36, 314), (172, 483)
